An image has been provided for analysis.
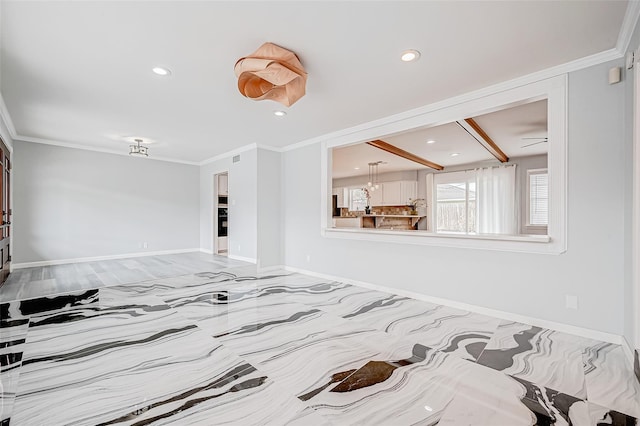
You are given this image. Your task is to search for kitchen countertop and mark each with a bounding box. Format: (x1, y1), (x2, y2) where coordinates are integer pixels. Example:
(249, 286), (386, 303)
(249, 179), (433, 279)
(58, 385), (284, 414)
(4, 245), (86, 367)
(363, 214), (426, 218)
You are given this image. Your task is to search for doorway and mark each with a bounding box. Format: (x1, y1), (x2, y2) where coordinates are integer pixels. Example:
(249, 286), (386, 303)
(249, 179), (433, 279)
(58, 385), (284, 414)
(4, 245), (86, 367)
(214, 172), (228, 256)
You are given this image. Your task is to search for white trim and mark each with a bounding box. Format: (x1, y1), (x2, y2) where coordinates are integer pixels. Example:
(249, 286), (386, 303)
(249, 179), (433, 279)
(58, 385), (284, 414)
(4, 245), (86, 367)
(228, 254), (257, 264)
(633, 55), (640, 351)
(257, 264), (286, 274)
(14, 136), (199, 166)
(622, 336), (636, 366)
(0, 94), (15, 152)
(321, 76), (567, 255)
(0, 92), (17, 140)
(199, 248), (214, 255)
(283, 265), (624, 345)
(11, 248), (201, 270)
(616, 0), (640, 54)
(199, 143), (258, 165)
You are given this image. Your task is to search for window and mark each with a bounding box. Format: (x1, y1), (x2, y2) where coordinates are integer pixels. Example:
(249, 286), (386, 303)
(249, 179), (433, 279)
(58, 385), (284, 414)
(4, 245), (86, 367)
(527, 169), (548, 226)
(349, 188), (368, 211)
(435, 172), (476, 234)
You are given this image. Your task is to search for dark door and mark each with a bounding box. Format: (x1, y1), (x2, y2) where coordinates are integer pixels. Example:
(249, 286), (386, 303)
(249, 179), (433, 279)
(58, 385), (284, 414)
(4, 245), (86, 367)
(0, 138), (11, 285)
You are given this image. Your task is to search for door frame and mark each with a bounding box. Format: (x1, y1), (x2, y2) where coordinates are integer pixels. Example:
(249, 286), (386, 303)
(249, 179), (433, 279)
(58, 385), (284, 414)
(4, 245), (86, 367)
(212, 171), (229, 255)
(633, 52), (640, 353)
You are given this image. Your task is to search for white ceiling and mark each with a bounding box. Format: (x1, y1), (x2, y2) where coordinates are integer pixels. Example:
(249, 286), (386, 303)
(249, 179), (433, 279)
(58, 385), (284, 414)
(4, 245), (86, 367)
(332, 99), (548, 178)
(0, 1), (629, 163)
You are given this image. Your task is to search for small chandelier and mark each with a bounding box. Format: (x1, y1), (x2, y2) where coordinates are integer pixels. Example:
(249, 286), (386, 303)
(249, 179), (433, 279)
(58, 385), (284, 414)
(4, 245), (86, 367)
(129, 139), (148, 157)
(367, 162), (381, 191)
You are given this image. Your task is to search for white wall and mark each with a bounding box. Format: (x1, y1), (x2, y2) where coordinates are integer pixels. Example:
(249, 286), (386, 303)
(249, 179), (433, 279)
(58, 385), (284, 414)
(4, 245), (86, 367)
(13, 141), (200, 263)
(282, 59), (629, 335)
(199, 148), (258, 261)
(257, 148), (282, 267)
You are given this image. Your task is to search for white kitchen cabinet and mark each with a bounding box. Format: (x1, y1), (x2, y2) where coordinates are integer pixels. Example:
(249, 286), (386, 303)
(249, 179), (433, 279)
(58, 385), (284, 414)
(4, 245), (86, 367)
(333, 187), (349, 208)
(369, 186), (383, 206)
(380, 181), (417, 206)
(382, 181), (402, 205)
(401, 181), (418, 204)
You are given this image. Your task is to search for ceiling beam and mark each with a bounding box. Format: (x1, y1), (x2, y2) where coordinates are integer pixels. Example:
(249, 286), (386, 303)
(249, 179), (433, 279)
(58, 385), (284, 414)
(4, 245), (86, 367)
(366, 139), (444, 170)
(458, 118), (509, 163)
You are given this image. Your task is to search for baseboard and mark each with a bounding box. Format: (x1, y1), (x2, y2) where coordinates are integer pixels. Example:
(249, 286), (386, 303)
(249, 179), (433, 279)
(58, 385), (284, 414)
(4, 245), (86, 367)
(199, 248), (214, 255)
(634, 349), (640, 385)
(283, 265), (624, 346)
(227, 254), (257, 264)
(11, 248), (202, 270)
(622, 336), (636, 365)
(257, 264), (285, 274)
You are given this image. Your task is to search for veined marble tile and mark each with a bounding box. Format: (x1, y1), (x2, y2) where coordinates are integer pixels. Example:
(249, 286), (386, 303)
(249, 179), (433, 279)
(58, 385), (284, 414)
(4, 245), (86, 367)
(308, 347), (466, 425)
(583, 341), (640, 418)
(0, 317), (29, 424)
(476, 320), (589, 399)
(338, 295), (501, 361)
(7, 289), (99, 318)
(10, 288), (305, 426)
(258, 325), (417, 402)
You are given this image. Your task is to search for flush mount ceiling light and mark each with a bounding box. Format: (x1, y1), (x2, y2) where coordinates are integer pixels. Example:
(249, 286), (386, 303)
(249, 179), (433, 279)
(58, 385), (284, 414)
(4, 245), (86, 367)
(274, 110), (287, 117)
(129, 138), (149, 157)
(234, 42), (308, 107)
(400, 49), (421, 62)
(427, 140), (436, 144)
(152, 67), (172, 76)
(450, 152), (460, 157)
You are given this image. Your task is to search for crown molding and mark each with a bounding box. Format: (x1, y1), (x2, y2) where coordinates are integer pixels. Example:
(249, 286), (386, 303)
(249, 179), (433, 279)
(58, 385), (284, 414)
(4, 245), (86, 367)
(281, 47), (622, 154)
(616, 0), (640, 54)
(199, 143), (259, 165)
(15, 135), (200, 165)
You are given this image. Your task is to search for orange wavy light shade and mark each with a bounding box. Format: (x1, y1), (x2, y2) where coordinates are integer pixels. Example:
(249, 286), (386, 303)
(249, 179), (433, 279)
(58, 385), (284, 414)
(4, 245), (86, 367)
(234, 42), (307, 107)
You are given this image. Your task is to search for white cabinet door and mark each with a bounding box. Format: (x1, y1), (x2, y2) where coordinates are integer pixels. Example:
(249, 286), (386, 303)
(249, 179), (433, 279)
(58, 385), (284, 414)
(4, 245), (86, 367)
(218, 174), (229, 196)
(382, 181), (402, 205)
(339, 188), (349, 208)
(370, 186), (383, 206)
(401, 181), (418, 204)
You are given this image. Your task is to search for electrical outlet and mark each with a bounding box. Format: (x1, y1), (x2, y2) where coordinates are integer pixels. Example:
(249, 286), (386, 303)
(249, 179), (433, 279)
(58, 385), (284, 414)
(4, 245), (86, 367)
(142, 242), (148, 249)
(565, 295), (578, 310)
(306, 254), (311, 262)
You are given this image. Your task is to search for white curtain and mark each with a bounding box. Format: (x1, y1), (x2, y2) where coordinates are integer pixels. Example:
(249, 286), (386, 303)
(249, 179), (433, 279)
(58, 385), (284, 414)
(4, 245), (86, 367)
(476, 165), (516, 234)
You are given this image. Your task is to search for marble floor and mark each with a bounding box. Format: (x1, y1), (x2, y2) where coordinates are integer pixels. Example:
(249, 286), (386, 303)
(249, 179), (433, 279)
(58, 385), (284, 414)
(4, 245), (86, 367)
(1, 256), (639, 425)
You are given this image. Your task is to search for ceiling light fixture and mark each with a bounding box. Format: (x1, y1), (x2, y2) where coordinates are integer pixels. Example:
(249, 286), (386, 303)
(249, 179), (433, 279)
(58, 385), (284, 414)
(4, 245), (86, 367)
(451, 153), (460, 157)
(367, 161), (382, 190)
(235, 42), (307, 107)
(129, 138), (149, 157)
(274, 110), (287, 117)
(400, 49), (421, 62)
(427, 140), (436, 144)
(354, 167), (360, 170)
(152, 67), (171, 76)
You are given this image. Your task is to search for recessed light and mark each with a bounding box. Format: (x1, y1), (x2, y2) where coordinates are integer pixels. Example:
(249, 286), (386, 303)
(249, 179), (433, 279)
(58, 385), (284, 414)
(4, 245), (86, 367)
(427, 140), (436, 144)
(451, 153), (460, 157)
(152, 67), (171, 76)
(274, 110), (287, 117)
(354, 167), (360, 170)
(401, 49), (421, 62)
